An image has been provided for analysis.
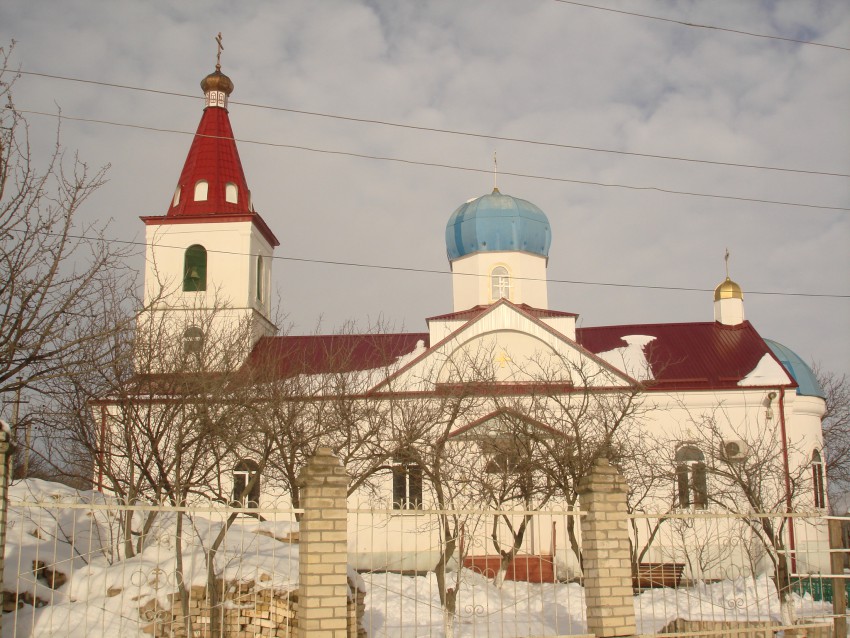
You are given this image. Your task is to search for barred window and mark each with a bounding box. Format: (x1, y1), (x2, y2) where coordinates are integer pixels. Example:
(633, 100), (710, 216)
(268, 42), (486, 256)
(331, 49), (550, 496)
(392, 462), (423, 510)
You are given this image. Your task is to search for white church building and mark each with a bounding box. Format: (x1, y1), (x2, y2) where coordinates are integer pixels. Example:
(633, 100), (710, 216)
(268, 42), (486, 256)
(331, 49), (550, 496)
(103, 60), (829, 581)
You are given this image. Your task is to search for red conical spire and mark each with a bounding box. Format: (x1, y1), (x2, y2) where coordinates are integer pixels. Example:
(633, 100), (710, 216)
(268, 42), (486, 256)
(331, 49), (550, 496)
(166, 64), (251, 217)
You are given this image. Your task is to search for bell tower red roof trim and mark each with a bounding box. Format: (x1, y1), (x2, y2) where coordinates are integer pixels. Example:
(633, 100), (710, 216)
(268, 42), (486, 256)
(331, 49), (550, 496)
(144, 63), (279, 248)
(167, 100), (251, 217)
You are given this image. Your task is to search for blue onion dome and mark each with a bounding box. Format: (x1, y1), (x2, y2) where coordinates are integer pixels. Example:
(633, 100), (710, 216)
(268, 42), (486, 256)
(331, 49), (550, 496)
(764, 339), (825, 398)
(446, 188), (552, 261)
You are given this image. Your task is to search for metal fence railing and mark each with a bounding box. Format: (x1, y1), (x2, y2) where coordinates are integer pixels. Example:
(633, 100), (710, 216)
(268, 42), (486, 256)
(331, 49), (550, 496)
(3, 480), (848, 638)
(4, 481), (301, 637)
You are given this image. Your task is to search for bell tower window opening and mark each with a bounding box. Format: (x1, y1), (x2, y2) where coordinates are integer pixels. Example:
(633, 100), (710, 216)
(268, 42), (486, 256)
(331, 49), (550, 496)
(172, 186), (181, 207)
(233, 459), (260, 508)
(183, 245), (207, 292)
(182, 326), (204, 357)
(256, 255), (264, 302)
(194, 180), (209, 201)
(392, 461), (423, 510)
(812, 450), (826, 508)
(675, 445), (707, 509)
(491, 266), (512, 301)
(225, 182), (238, 204)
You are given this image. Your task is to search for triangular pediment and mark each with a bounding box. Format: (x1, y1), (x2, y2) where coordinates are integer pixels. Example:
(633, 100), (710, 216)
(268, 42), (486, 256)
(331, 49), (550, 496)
(446, 408), (562, 441)
(372, 300), (636, 393)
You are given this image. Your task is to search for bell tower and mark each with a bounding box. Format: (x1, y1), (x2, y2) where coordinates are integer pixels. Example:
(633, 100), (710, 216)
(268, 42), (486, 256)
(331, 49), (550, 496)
(138, 42), (279, 370)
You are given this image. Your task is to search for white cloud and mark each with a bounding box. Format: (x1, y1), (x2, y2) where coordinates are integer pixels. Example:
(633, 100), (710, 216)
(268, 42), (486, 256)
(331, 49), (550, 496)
(1, 0), (847, 376)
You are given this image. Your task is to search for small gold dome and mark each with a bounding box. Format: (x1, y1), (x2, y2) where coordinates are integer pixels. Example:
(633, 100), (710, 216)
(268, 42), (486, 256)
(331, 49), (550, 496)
(200, 66), (234, 96)
(714, 277), (743, 301)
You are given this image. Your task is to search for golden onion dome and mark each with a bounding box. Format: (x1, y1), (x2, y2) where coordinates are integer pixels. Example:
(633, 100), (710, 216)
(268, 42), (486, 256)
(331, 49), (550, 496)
(200, 65), (234, 96)
(714, 276), (743, 301)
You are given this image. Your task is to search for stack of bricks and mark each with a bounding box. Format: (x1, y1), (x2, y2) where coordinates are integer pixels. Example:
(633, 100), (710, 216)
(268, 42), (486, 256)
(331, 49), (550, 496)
(138, 581), (297, 638)
(577, 457), (637, 638)
(136, 578), (365, 638)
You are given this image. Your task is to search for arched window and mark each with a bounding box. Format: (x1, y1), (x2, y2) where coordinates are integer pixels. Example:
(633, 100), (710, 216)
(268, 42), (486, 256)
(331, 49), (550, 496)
(491, 266), (512, 301)
(225, 182), (238, 204)
(676, 445), (707, 509)
(182, 326), (204, 357)
(812, 450), (826, 508)
(183, 245), (207, 291)
(172, 186), (181, 207)
(256, 255), (264, 302)
(233, 459), (260, 508)
(194, 180), (208, 201)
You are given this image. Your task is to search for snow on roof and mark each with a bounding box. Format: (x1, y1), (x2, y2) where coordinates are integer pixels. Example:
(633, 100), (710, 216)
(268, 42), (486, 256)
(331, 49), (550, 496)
(597, 335), (656, 382)
(738, 353), (793, 387)
(577, 321), (791, 392)
(241, 306), (799, 394)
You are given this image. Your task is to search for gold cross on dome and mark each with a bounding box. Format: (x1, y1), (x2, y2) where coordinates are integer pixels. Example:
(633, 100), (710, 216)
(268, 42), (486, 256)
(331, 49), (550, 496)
(215, 32), (224, 68)
(495, 351), (512, 369)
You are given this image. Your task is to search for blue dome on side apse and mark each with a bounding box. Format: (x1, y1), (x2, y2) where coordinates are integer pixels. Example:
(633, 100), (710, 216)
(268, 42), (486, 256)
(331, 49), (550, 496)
(445, 189), (552, 261)
(764, 339), (824, 398)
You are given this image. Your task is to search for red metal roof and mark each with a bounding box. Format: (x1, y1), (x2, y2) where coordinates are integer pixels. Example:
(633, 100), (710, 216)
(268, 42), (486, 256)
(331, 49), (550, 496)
(140, 212), (280, 248)
(140, 74), (280, 247)
(243, 311), (791, 392)
(245, 333), (430, 378)
(168, 106), (250, 217)
(428, 303), (577, 323)
(577, 320), (793, 392)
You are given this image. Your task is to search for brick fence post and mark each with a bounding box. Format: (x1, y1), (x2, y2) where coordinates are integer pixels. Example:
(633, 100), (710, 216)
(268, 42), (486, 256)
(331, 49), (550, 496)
(297, 447), (350, 638)
(578, 457), (636, 638)
(0, 427), (12, 622)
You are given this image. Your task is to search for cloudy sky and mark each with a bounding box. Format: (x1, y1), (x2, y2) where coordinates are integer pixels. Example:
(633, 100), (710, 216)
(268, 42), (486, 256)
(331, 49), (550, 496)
(2, 1), (849, 379)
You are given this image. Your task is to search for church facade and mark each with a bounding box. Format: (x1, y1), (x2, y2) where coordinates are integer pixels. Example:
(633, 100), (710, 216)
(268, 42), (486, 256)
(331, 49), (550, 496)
(99, 61), (828, 582)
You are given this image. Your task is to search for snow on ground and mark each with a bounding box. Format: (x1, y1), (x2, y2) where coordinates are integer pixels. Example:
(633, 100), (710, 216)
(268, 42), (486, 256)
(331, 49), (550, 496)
(0, 480), (837, 637)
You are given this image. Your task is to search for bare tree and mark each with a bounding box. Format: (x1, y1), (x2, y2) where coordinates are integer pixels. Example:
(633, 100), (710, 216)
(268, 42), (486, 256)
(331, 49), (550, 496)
(523, 351), (648, 568)
(0, 43), (135, 421)
(659, 403), (813, 625)
(815, 366), (850, 506)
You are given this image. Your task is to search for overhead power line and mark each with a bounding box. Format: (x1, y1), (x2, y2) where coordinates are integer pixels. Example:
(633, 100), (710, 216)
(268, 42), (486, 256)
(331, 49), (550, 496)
(7, 68), (849, 179)
(13, 228), (850, 300)
(13, 108), (850, 213)
(551, 0), (850, 51)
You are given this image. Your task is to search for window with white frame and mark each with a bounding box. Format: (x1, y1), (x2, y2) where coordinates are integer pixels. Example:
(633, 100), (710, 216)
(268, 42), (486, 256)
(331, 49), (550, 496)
(675, 445), (707, 509)
(491, 265), (511, 301)
(392, 461), (422, 510)
(233, 459), (260, 508)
